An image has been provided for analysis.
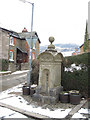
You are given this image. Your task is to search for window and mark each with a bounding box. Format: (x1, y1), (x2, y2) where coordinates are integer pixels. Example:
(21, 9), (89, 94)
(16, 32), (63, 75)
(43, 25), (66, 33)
(33, 43), (36, 50)
(9, 50), (14, 61)
(32, 52), (36, 60)
(10, 36), (14, 46)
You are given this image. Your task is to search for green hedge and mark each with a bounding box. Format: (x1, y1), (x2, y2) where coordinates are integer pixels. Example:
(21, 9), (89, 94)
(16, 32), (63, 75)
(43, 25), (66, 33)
(31, 59), (39, 85)
(63, 52), (89, 67)
(61, 52), (89, 98)
(0, 59), (9, 71)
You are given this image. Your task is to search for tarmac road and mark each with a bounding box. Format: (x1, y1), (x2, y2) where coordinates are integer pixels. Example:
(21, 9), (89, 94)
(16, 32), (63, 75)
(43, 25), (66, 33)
(0, 72), (27, 92)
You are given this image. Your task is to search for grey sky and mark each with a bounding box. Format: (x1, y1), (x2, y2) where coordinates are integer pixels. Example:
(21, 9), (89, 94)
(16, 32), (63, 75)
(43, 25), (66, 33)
(0, 0), (89, 45)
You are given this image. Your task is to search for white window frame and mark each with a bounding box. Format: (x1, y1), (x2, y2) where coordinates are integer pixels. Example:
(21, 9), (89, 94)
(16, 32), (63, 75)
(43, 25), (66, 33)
(10, 36), (14, 46)
(9, 51), (14, 61)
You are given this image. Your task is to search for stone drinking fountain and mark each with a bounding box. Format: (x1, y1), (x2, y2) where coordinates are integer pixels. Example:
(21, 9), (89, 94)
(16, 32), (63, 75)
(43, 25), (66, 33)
(33, 36), (63, 104)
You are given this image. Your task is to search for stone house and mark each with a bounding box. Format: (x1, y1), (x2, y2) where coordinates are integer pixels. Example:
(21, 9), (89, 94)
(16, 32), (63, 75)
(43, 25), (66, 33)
(0, 27), (41, 71)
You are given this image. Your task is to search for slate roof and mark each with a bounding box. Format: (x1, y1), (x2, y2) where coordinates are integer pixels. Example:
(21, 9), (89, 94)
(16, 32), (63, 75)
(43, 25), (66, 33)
(80, 44), (84, 48)
(0, 27), (41, 43)
(18, 31), (41, 43)
(16, 47), (27, 54)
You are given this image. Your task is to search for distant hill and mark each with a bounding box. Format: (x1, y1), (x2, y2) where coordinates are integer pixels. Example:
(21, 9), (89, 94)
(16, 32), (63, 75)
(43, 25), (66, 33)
(40, 43), (79, 53)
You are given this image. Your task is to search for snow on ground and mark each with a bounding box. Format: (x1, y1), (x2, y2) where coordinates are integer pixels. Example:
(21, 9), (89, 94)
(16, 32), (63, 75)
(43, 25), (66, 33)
(0, 95), (71, 118)
(0, 106), (27, 118)
(65, 63), (82, 72)
(12, 70), (29, 75)
(0, 84), (72, 118)
(72, 108), (90, 118)
(0, 84), (89, 118)
(78, 108), (90, 114)
(72, 112), (86, 118)
(0, 71), (11, 74)
(0, 84), (23, 100)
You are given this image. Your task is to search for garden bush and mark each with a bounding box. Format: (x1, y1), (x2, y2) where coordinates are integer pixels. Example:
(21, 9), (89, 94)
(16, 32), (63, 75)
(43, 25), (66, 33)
(0, 59), (9, 71)
(61, 52), (89, 98)
(31, 59), (39, 85)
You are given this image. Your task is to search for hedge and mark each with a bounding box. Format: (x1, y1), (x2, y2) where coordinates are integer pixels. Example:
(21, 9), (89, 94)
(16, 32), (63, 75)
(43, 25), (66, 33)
(31, 59), (39, 85)
(61, 52), (89, 98)
(0, 59), (9, 71)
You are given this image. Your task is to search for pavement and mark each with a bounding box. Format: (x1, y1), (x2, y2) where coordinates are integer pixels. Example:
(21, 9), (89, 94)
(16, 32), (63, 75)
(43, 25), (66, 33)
(0, 70), (29, 92)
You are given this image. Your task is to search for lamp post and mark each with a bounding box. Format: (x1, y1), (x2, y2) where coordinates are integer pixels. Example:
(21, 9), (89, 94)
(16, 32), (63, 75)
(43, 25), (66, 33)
(19, 0), (34, 86)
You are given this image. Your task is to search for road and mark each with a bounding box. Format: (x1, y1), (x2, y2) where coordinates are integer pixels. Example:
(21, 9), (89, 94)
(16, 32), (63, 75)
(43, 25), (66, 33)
(0, 72), (27, 92)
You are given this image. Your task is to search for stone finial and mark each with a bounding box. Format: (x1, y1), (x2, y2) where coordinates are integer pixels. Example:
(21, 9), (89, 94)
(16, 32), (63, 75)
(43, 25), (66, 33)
(48, 36), (55, 49)
(49, 36), (55, 44)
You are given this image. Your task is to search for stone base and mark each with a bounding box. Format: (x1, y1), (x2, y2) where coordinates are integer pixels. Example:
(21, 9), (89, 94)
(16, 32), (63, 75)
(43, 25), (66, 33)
(32, 93), (59, 105)
(32, 86), (63, 104)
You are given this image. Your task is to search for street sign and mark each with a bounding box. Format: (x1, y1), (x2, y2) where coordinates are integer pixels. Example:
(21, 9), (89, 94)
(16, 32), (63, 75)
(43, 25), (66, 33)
(26, 38), (37, 49)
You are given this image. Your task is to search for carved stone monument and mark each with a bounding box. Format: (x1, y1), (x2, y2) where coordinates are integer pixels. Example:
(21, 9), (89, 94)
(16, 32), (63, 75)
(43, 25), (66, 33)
(33, 37), (63, 104)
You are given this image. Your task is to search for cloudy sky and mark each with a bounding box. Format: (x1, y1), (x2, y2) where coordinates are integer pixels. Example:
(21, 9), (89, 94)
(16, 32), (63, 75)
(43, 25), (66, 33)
(0, 0), (89, 45)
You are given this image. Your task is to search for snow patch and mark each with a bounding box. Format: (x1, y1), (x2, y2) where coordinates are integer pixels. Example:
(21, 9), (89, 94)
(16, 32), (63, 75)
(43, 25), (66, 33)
(72, 112), (86, 118)
(0, 84), (89, 118)
(12, 70), (29, 75)
(0, 71), (11, 74)
(78, 108), (90, 114)
(0, 106), (27, 118)
(65, 63), (82, 72)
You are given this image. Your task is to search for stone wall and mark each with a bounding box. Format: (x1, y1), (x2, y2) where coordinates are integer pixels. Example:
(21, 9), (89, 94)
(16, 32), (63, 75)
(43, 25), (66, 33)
(21, 62), (29, 70)
(0, 29), (9, 60)
(8, 63), (16, 72)
(35, 40), (40, 58)
(0, 30), (2, 71)
(0, 30), (2, 60)
(21, 40), (27, 52)
(14, 38), (22, 63)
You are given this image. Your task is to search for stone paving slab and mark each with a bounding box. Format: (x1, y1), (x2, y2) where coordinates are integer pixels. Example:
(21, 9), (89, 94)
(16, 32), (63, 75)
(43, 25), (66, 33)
(65, 100), (88, 119)
(68, 100), (87, 116)
(0, 102), (49, 119)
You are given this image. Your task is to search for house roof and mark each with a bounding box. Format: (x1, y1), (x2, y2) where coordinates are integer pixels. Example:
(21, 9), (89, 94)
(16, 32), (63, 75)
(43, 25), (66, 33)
(0, 27), (41, 43)
(80, 44), (84, 48)
(18, 31), (41, 43)
(16, 47), (27, 54)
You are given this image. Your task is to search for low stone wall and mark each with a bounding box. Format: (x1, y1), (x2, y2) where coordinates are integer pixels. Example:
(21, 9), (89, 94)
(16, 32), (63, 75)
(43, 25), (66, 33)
(21, 63), (29, 70)
(8, 62), (29, 72)
(8, 63), (16, 72)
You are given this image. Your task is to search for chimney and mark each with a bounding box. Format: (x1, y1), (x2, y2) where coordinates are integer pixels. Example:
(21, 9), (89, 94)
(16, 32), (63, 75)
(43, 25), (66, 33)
(22, 27), (28, 32)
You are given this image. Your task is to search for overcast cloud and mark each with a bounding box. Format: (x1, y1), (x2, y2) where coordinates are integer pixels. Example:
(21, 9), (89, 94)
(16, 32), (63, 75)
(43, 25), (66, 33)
(0, 0), (89, 45)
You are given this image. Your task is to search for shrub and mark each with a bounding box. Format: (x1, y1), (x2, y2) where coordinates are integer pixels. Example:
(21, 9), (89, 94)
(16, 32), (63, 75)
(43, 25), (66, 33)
(61, 52), (89, 98)
(31, 59), (39, 85)
(0, 59), (9, 71)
